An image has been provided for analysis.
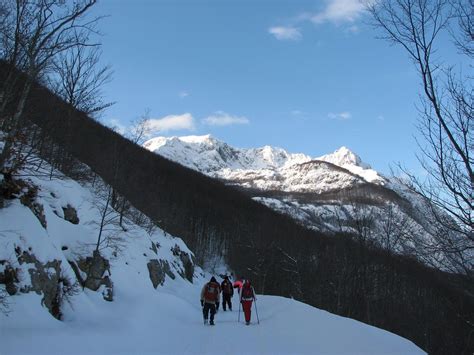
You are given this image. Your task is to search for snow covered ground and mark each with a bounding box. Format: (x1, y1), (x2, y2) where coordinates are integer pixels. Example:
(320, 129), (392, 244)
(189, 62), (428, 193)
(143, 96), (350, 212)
(2, 279), (424, 355)
(0, 163), (424, 355)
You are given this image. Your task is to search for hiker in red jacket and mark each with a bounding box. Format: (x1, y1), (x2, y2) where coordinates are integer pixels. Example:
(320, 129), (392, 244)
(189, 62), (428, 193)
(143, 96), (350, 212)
(200, 276), (221, 325)
(239, 279), (256, 325)
(220, 275), (234, 311)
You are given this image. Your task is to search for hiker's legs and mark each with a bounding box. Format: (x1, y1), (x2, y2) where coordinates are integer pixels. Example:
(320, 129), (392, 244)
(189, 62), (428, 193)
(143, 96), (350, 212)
(203, 303), (210, 320)
(242, 300), (252, 322)
(223, 294), (231, 311)
(209, 304), (216, 322)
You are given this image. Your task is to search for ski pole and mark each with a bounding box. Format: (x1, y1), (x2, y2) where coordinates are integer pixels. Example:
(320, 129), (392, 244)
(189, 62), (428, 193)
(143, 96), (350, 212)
(254, 298), (260, 324)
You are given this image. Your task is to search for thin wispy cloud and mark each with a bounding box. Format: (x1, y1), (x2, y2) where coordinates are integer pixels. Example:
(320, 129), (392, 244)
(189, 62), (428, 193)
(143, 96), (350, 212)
(202, 111), (250, 126)
(268, 26), (302, 41)
(328, 111), (352, 120)
(269, 1), (371, 40)
(291, 110), (304, 116)
(145, 113), (195, 133)
(178, 91), (189, 98)
(312, 0), (368, 24)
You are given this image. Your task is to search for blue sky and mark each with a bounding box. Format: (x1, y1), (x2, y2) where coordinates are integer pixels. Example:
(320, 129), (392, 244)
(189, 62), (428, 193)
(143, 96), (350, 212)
(92, 0), (455, 175)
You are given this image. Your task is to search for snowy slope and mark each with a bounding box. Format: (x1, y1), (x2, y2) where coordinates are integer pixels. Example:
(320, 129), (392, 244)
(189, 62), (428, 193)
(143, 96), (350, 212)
(0, 160), (425, 354)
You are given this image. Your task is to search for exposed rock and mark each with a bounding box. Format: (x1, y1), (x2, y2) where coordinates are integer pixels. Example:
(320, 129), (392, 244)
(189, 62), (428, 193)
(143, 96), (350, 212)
(147, 259), (175, 289)
(13, 248), (63, 319)
(170, 244), (194, 282)
(77, 250), (113, 296)
(62, 205), (79, 224)
(150, 241), (158, 254)
(0, 263), (19, 295)
(19, 186), (47, 229)
(101, 276), (113, 302)
(178, 252), (194, 282)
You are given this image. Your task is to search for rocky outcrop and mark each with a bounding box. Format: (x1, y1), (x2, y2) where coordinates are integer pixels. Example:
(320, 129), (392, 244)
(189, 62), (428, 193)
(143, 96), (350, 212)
(171, 244), (195, 283)
(147, 259), (175, 289)
(19, 185), (47, 229)
(5, 248), (66, 319)
(76, 250), (113, 301)
(0, 262), (19, 295)
(62, 205), (79, 224)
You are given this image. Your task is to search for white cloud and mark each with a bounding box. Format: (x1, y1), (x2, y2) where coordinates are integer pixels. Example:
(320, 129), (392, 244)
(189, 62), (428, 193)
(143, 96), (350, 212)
(145, 113), (195, 133)
(268, 26), (302, 41)
(328, 111), (352, 120)
(179, 91), (189, 98)
(312, 0), (368, 24)
(202, 111), (250, 126)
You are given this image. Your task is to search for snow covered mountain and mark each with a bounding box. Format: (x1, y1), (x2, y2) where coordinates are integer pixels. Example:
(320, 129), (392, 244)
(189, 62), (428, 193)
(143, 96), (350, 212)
(143, 135), (384, 193)
(0, 157), (424, 354)
(144, 135), (443, 263)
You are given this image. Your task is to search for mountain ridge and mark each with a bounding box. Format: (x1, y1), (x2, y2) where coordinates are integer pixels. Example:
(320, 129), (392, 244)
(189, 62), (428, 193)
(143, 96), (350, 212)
(143, 134), (385, 193)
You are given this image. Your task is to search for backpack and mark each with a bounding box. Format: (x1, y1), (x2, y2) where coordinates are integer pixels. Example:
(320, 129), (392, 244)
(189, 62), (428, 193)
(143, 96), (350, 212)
(204, 282), (219, 302)
(241, 284), (253, 299)
(222, 280), (232, 294)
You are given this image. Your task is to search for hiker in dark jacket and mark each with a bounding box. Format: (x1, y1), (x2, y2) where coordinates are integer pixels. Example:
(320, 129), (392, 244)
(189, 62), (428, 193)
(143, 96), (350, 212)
(200, 276), (221, 325)
(220, 275), (234, 311)
(239, 279), (256, 325)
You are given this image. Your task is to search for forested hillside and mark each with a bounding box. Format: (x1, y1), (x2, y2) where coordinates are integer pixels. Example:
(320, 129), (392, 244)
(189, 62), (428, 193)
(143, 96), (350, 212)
(1, 63), (472, 354)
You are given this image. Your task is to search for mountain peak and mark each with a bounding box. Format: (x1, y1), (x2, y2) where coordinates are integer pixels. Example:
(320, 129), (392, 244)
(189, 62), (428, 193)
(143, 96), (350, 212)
(317, 146), (371, 169)
(143, 136), (383, 184)
(179, 134), (216, 144)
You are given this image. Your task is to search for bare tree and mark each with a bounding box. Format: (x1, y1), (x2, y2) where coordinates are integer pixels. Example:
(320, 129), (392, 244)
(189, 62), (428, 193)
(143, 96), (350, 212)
(378, 202), (415, 253)
(0, 0), (100, 173)
(367, 0), (473, 276)
(452, 0), (474, 57)
(127, 108), (152, 145)
(91, 181), (124, 254)
(50, 45), (113, 117)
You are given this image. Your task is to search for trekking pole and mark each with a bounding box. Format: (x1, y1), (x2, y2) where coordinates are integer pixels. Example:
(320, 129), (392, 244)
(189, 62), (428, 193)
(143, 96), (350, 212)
(254, 298), (260, 324)
(238, 298), (241, 323)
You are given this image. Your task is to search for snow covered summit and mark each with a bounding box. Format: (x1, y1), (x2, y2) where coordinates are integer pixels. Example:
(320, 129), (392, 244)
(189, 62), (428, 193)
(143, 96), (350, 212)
(143, 134), (311, 173)
(143, 135), (384, 192)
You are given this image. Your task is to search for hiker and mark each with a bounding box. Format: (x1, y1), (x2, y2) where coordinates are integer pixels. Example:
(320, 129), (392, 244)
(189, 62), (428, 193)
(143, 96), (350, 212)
(200, 276), (221, 325)
(221, 275), (234, 311)
(239, 279), (256, 325)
